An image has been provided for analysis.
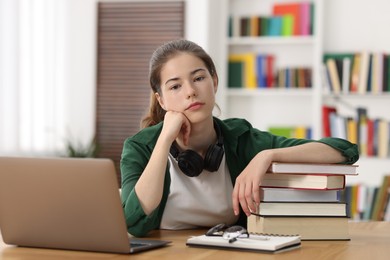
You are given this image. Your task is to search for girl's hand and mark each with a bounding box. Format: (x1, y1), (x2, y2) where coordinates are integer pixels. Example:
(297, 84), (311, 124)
(160, 111), (191, 146)
(232, 150), (273, 217)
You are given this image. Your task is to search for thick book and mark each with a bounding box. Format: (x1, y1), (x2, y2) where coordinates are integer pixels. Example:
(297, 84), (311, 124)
(268, 162), (358, 175)
(247, 215), (350, 240)
(260, 188), (340, 202)
(262, 173), (345, 190)
(186, 233), (301, 253)
(254, 202), (347, 217)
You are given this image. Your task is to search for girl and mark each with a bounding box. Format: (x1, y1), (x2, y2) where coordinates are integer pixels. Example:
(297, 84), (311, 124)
(120, 39), (359, 237)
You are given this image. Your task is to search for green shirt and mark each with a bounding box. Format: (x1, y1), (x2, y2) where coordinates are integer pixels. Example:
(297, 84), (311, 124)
(120, 117), (359, 237)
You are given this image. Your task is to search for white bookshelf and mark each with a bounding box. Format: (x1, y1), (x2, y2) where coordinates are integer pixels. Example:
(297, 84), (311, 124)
(208, 0), (390, 187)
(217, 0), (324, 139)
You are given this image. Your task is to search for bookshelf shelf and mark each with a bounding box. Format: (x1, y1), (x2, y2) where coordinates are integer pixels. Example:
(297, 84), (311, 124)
(227, 88), (313, 97)
(323, 93), (390, 99)
(228, 36), (315, 46)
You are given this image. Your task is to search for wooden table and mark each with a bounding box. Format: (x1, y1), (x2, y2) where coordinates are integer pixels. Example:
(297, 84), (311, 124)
(1, 221), (390, 259)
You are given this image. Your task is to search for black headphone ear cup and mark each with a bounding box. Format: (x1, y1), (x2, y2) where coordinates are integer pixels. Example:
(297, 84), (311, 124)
(177, 150), (204, 177)
(204, 144), (224, 172)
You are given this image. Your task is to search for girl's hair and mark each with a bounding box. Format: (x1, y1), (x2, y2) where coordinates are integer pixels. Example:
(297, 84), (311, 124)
(140, 39), (219, 129)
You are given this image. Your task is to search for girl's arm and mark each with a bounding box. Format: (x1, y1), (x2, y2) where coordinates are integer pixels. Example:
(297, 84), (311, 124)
(134, 111), (191, 215)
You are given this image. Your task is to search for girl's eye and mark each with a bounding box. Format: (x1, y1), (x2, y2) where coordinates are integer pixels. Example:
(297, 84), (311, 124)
(170, 84), (181, 90)
(195, 76), (205, 82)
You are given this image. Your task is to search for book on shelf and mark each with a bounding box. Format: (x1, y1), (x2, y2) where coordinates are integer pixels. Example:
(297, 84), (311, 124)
(322, 105), (337, 137)
(299, 2), (311, 35)
(229, 1), (314, 38)
(260, 188), (340, 202)
(261, 173), (345, 190)
(253, 202), (347, 217)
(275, 67), (312, 88)
(358, 51), (370, 94)
(186, 233), (301, 253)
(370, 52), (385, 94)
(329, 112), (347, 139)
(228, 53), (277, 89)
(256, 54), (267, 88)
(323, 53), (355, 94)
(342, 181), (390, 221)
(268, 16), (283, 36)
(377, 119), (389, 158)
(272, 2), (301, 36)
(323, 105), (390, 158)
(342, 56), (352, 94)
(268, 126), (312, 139)
(322, 51), (390, 94)
(268, 162), (359, 175)
(228, 53), (257, 89)
(366, 118), (375, 157)
(326, 58), (341, 94)
(346, 117), (358, 145)
(350, 53), (361, 93)
(371, 175), (390, 221)
(280, 15), (293, 36)
(357, 107), (368, 156)
(247, 215), (350, 241)
(228, 61), (243, 88)
(385, 53), (390, 92)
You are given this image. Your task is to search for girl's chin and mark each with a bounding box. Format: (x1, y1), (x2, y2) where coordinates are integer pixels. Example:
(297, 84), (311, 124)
(185, 113), (213, 124)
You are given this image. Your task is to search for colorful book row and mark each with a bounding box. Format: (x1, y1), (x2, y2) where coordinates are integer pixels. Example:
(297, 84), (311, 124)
(228, 1), (314, 37)
(268, 126), (312, 139)
(323, 105), (390, 158)
(341, 175), (390, 221)
(276, 67), (312, 89)
(228, 53), (312, 89)
(322, 52), (390, 94)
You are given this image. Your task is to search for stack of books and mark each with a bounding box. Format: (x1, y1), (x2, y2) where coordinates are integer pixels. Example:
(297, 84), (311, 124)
(247, 162), (359, 240)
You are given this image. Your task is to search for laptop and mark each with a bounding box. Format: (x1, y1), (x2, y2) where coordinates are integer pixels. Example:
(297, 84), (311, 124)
(0, 156), (170, 254)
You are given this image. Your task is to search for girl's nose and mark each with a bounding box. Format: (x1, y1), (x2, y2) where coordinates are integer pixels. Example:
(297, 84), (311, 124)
(186, 83), (197, 98)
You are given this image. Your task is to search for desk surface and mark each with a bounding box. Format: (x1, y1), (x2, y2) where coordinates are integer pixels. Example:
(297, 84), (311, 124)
(1, 221), (390, 259)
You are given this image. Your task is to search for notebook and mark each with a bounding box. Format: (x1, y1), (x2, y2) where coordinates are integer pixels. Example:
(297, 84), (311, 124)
(0, 156), (170, 254)
(186, 233), (301, 253)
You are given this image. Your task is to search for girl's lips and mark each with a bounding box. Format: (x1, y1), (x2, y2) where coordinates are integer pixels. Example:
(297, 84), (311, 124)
(186, 102), (204, 110)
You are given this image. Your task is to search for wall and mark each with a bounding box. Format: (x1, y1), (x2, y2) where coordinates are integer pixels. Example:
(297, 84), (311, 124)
(323, 0), (390, 52)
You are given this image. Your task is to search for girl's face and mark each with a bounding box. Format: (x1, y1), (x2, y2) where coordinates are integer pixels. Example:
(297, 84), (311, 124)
(156, 52), (218, 123)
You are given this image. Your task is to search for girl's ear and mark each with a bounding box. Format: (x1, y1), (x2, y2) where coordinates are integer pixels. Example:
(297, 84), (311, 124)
(213, 74), (218, 93)
(155, 92), (166, 110)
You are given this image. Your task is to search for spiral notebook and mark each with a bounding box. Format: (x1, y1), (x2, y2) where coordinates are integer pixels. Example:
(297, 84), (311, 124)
(186, 233), (301, 253)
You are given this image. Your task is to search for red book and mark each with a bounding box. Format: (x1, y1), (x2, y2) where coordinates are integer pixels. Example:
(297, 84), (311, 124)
(366, 118), (374, 156)
(322, 105), (337, 137)
(266, 55), (275, 87)
(273, 3), (301, 35)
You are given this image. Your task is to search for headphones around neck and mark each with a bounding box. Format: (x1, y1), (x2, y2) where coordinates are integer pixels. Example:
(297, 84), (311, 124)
(169, 120), (224, 177)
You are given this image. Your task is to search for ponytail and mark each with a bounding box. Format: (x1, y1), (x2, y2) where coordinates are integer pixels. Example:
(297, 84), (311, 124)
(140, 91), (166, 129)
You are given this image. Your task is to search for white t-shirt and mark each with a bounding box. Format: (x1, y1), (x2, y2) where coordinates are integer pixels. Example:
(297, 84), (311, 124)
(160, 154), (239, 230)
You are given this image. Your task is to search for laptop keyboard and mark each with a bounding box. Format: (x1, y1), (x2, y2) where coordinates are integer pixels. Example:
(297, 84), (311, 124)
(130, 242), (151, 248)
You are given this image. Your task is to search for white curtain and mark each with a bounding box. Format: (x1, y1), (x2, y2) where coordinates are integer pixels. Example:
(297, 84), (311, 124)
(0, 0), (96, 156)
